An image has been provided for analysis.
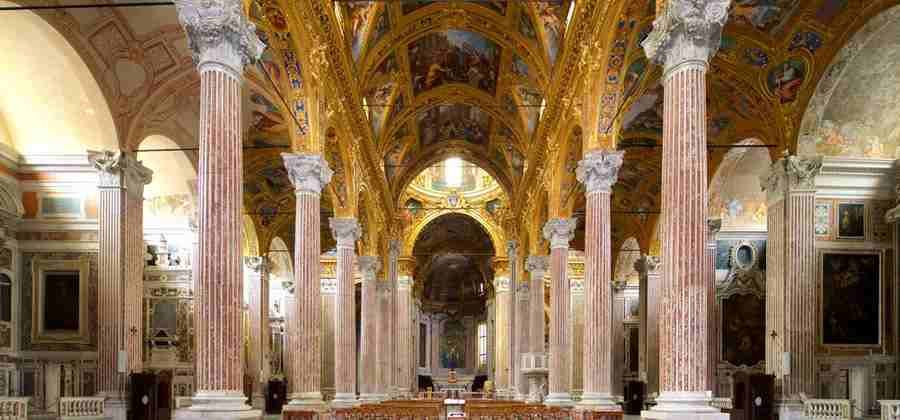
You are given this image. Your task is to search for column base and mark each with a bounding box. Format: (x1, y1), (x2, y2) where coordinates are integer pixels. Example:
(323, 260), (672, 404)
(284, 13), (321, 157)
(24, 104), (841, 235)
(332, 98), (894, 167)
(641, 391), (725, 419)
(545, 392), (574, 407)
(104, 397), (127, 420)
(358, 393), (387, 402)
(172, 391), (259, 419)
(330, 392), (359, 408)
(775, 400), (805, 420)
(287, 392), (327, 411)
(251, 393), (265, 410)
(579, 392), (621, 411)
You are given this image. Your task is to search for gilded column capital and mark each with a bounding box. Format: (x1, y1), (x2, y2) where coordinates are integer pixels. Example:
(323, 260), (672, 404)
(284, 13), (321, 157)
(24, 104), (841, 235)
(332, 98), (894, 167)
(398, 257), (416, 278)
(506, 240), (519, 257)
(492, 258), (510, 276)
(243, 256), (267, 275)
(760, 154), (823, 204)
(542, 218), (576, 249)
(282, 153), (333, 195)
(525, 255), (550, 275)
(576, 150), (625, 193)
(175, 0), (264, 74)
(357, 256), (381, 281)
(388, 240), (401, 258)
(493, 276), (512, 293)
(641, 0), (731, 75)
(321, 278), (337, 295)
(88, 150), (153, 198)
(329, 218), (360, 248)
(634, 254), (662, 276)
(569, 278), (585, 296)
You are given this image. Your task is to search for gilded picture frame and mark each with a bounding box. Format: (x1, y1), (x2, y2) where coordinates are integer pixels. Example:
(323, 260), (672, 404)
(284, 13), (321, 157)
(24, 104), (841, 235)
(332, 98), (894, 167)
(31, 257), (90, 345)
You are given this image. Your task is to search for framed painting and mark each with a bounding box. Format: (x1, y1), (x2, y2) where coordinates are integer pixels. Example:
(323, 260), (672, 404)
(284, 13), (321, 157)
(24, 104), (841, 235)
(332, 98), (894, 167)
(836, 202), (865, 239)
(820, 251), (882, 346)
(31, 257), (90, 344)
(721, 293), (766, 367)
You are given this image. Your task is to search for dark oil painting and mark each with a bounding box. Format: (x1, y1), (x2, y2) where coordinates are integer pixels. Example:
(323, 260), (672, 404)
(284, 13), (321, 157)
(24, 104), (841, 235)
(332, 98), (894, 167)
(822, 252), (880, 345)
(722, 294), (765, 367)
(837, 203), (865, 238)
(44, 271), (79, 331)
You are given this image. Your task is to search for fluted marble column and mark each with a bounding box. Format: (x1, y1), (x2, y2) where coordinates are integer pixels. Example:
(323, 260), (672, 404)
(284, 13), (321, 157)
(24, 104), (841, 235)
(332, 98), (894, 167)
(283, 289), (296, 397)
(329, 218), (361, 407)
(761, 155), (822, 418)
(576, 150), (625, 409)
(89, 151), (152, 416)
(282, 154), (332, 408)
(320, 274), (337, 399)
(244, 256), (270, 409)
(358, 256), (382, 401)
(706, 219), (721, 396)
(493, 258), (512, 393)
(641, 0), (729, 416)
(174, 0), (263, 414)
(515, 281), (530, 400)
(383, 240), (399, 394)
(526, 256), (549, 354)
(636, 255), (662, 397)
(376, 280), (392, 395)
(506, 241), (519, 397)
(543, 218), (576, 406)
(569, 278), (585, 399)
(396, 258), (416, 394)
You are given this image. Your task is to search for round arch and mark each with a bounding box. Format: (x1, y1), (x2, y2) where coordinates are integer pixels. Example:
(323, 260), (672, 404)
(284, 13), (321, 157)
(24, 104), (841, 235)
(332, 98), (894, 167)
(403, 209), (506, 257)
(708, 138), (770, 231)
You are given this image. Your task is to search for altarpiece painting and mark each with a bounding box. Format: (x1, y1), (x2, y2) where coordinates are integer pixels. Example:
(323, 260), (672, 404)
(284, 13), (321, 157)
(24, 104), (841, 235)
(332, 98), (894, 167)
(821, 251), (881, 346)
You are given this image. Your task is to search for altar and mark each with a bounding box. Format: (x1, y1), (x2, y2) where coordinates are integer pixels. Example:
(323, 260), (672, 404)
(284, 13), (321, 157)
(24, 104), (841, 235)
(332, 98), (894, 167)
(433, 370), (473, 392)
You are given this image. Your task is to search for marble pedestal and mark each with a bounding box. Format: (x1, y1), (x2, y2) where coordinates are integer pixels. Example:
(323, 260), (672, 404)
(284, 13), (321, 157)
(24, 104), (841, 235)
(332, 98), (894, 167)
(641, 392), (729, 420)
(173, 392), (261, 419)
(775, 401), (805, 420)
(104, 398), (127, 420)
(579, 392), (621, 412)
(545, 393), (574, 407)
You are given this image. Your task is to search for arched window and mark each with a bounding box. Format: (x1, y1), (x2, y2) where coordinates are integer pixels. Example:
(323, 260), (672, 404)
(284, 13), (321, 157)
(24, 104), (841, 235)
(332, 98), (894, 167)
(0, 273), (11, 323)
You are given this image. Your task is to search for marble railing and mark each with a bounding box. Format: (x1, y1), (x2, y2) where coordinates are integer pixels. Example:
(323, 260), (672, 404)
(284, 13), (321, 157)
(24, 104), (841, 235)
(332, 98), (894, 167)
(710, 397), (733, 411)
(804, 399), (853, 419)
(879, 400), (900, 420)
(59, 397), (105, 418)
(0, 397), (29, 419)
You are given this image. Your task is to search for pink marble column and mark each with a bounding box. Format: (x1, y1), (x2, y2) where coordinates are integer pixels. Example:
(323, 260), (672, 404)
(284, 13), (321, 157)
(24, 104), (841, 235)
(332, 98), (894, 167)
(244, 256), (270, 409)
(382, 240), (399, 395)
(515, 281), (530, 399)
(358, 256), (381, 401)
(320, 275), (337, 399)
(395, 258), (415, 394)
(576, 150), (625, 410)
(761, 155), (822, 416)
(329, 218), (360, 407)
(542, 218), (576, 406)
(636, 255), (662, 396)
(641, 0), (729, 415)
(283, 290), (296, 397)
(282, 154), (333, 408)
(89, 151), (152, 413)
(506, 241), (519, 398)
(526, 256), (549, 354)
(706, 219), (721, 397)
(376, 279), (392, 398)
(492, 259), (511, 393)
(174, 0), (263, 413)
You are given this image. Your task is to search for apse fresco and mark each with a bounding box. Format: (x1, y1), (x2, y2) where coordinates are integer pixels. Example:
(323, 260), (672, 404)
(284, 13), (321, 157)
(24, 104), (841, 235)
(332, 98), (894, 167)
(534, 0), (569, 64)
(347, 1), (377, 60)
(766, 58), (806, 104)
(417, 104), (491, 146)
(816, 22), (900, 158)
(621, 82), (663, 134)
(730, 0), (800, 33)
(409, 30), (501, 95)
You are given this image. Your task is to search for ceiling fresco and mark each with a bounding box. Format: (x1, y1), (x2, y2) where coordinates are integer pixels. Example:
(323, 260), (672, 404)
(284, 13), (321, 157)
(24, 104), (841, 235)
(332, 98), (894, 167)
(408, 30), (501, 96)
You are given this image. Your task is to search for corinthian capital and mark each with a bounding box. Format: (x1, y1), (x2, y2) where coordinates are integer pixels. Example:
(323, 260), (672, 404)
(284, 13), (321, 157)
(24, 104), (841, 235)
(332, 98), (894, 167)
(543, 218), (576, 249)
(641, 0), (731, 73)
(576, 149), (625, 193)
(175, 0), (265, 73)
(243, 256), (267, 275)
(525, 255), (550, 274)
(329, 218), (360, 248)
(634, 254), (662, 275)
(282, 153), (333, 195)
(760, 154), (823, 204)
(88, 150), (153, 198)
(357, 256), (381, 280)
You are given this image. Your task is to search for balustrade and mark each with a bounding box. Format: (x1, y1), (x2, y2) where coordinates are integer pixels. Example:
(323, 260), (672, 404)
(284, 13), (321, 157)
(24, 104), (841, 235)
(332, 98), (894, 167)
(0, 397), (29, 420)
(710, 397), (733, 411)
(880, 400), (900, 420)
(804, 399), (854, 419)
(59, 396), (105, 419)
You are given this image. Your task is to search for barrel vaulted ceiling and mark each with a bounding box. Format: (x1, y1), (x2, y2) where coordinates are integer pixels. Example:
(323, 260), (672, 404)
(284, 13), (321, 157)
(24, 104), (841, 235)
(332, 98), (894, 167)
(16, 0), (900, 257)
